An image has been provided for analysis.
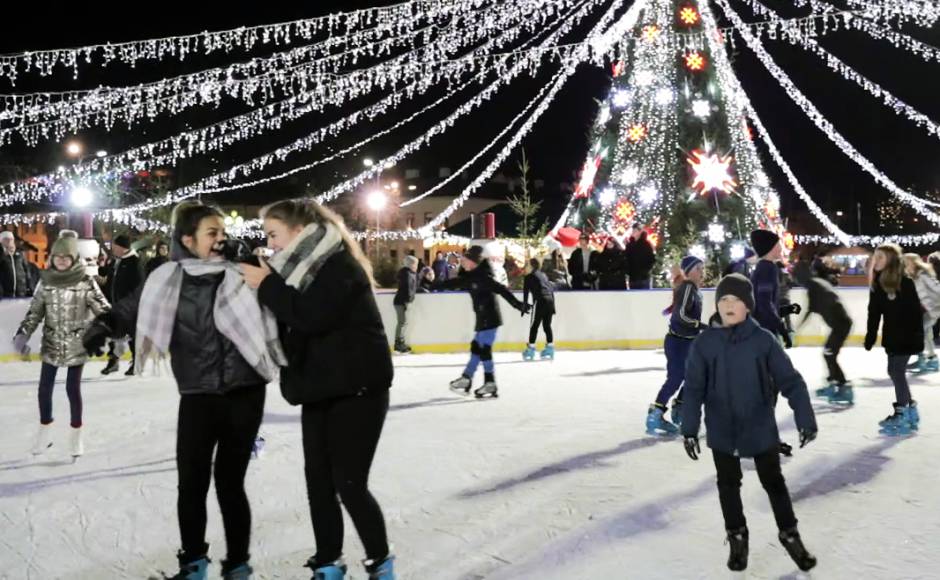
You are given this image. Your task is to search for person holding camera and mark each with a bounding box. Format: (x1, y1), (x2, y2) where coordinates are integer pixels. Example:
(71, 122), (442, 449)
(239, 200), (396, 580)
(84, 201), (284, 580)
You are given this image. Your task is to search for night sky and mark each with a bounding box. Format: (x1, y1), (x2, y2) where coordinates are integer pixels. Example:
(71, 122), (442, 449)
(1, 1), (938, 241)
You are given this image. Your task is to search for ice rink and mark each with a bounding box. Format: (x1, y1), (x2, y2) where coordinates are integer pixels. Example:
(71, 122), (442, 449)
(1, 347), (937, 579)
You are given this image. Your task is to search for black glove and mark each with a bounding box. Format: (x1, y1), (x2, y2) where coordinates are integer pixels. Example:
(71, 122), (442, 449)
(782, 331), (793, 349)
(683, 436), (700, 461)
(520, 303), (532, 315)
(799, 429), (817, 449)
(83, 314), (116, 357)
(864, 337), (875, 351)
(780, 303), (802, 317)
(778, 441), (793, 457)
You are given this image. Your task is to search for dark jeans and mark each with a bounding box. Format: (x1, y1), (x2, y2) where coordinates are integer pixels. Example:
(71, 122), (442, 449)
(630, 279), (651, 290)
(107, 338), (135, 362)
(655, 335), (693, 406)
(393, 304), (408, 346)
(712, 448), (797, 531)
(38, 363), (84, 427)
(887, 354), (912, 406)
(302, 389), (390, 563)
(177, 386), (266, 566)
(823, 317), (851, 385)
(528, 304), (554, 344)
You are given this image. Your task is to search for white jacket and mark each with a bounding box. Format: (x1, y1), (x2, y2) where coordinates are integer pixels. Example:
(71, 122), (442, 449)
(913, 272), (940, 321)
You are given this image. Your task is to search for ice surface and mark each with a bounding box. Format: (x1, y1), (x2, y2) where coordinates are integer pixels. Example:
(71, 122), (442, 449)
(1, 348), (938, 579)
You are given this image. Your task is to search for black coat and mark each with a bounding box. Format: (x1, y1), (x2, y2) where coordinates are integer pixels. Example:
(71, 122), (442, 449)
(393, 267), (416, 305)
(145, 255), (169, 278)
(257, 249), (393, 406)
(865, 274), (924, 356)
(595, 246), (627, 290)
(567, 247), (598, 290)
(441, 261), (526, 331)
(626, 233), (655, 282)
(523, 270), (555, 314)
(0, 251), (31, 297)
(111, 271), (266, 395)
(111, 254), (142, 304)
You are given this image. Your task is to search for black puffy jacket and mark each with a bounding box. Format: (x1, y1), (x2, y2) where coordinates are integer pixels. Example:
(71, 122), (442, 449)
(440, 261), (526, 331)
(112, 270), (265, 395)
(257, 249), (393, 406)
(865, 273), (924, 356)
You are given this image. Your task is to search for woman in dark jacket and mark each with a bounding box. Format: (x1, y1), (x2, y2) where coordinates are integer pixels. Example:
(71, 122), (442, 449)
(84, 202), (278, 580)
(595, 237), (626, 290)
(239, 200), (395, 580)
(865, 243), (924, 435)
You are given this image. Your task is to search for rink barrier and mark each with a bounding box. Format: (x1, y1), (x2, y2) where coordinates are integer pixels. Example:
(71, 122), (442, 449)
(0, 287), (872, 361)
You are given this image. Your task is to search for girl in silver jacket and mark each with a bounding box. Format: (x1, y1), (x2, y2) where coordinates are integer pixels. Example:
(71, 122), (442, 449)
(14, 231), (110, 458)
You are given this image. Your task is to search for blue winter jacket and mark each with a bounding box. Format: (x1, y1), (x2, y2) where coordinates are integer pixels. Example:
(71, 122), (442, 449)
(751, 259), (785, 336)
(668, 280), (702, 339)
(680, 316), (817, 458)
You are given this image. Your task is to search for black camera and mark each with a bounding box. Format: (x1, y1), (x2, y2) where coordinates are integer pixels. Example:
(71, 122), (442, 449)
(214, 239), (261, 266)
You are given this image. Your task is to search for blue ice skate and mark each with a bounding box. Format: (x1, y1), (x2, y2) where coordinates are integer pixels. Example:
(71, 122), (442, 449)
(646, 405), (679, 436)
(540, 344), (555, 360)
(908, 401), (920, 430)
(222, 562), (252, 580)
(168, 555), (209, 580)
(906, 354), (924, 371)
(879, 404), (915, 436)
(827, 383), (854, 405)
(916, 356), (940, 374)
(365, 555), (396, 580)
(522, 345), (536, 361)
(670, 400), (683, 429)
(814, 382), (836, 398)
(306, 557), (347, 580)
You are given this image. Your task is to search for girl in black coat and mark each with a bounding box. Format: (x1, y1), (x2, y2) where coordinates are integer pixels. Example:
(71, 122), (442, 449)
(239, 200), (395, 580)
(522, 258), (556, 360)
(864, 243), (924, 435)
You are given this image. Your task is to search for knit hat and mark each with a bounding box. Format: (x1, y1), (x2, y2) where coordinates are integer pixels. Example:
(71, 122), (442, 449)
(0, 231), (12, 241)
(680, 255), (704, 276)
(58, 229), (78, 240)
(749, 229), (779, 258)
(464, 245), (485, 264)
(112, 234), (131, 249)
(50, 234), (79, 260)
(715, 273), (755, 312)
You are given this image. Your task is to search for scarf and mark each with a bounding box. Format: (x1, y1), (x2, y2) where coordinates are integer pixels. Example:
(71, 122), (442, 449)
(41, 260), (86, 288)
(135, 258), (287, 380)
(268, 222), (345, 291)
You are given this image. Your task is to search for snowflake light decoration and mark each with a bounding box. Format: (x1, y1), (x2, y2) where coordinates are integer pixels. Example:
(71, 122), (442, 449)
(692, 99), (711, 118)
(620, 166), (640, 186)
(684, 51), (706, 71)
(627, 124), (648, 143)
(642, 25), (661, 42)
(679, 6), (700, 25)
(614, 199), (636, 223)
(639, 185), (659, 206)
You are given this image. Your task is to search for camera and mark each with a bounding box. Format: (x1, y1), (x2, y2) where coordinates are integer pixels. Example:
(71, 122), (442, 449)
(214, 239), (261, 266)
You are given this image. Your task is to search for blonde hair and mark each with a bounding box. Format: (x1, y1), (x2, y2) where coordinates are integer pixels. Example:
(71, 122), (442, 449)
(903, 253), (935, 279)
(873, 243), (903, 295)
(260, 199), (376, 287)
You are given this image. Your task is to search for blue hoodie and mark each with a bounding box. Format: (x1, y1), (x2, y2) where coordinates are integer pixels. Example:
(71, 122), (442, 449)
(680, 316), (817, 458)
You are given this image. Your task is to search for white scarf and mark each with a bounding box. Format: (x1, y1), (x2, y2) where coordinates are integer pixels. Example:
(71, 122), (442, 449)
(135, 259), (286, 381)
(268, 222), (345, 291)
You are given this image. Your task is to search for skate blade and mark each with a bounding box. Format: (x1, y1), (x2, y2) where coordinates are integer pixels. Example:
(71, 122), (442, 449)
(474, 392), (498, 399)
(449, 386), (472, 396)
(645, 428), (678, 437)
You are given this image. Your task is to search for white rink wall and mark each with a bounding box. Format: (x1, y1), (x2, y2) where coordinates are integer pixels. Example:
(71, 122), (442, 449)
(0, 287), (874, 361)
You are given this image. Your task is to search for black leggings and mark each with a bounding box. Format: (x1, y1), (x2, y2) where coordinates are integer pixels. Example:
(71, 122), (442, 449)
(887, 354), (912, 406)
(176, 386), (266, 566)
(712, 448), (797, 531)
(38, 363), (83, 427)
(823, 317), (851, 385)
(302, 389), (390, 563)
(528, 305), (555, 344)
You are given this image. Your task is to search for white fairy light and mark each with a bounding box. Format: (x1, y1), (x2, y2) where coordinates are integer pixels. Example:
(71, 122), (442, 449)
(690, 244), (707, 260)
(635, 70), (655, 86)
(691, 98), (711, 118)
(597, 105), (611, 126)
(707, 222), (727, 244)
(620, 165), (640, 186)
(730, 243), (746, 260)
(655, 87), (673, 105)
(612, 89), (632, 108)
(638, 184), (658, 206)
(599, 188), (618, 206)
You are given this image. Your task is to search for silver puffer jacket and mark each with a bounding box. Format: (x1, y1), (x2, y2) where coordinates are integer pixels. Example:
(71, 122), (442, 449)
(17, 277), (111, 367)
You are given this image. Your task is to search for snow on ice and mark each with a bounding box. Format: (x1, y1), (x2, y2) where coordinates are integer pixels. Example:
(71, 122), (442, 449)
(1, 348), (938, 579)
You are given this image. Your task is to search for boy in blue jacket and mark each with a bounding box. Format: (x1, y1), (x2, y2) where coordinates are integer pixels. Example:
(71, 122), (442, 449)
(681, 273), (818, 573)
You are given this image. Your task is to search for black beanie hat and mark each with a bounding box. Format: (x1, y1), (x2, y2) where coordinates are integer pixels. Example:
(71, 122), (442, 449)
(716, 273), (755, 313)
(464, 245), (485, 264)
(749, 229), (779, 258)
(112, 234), (131, 249)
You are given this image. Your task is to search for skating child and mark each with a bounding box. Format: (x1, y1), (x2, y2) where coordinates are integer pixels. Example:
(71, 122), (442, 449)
(646, 255), (704, 435)
(681, 273), (818, 573)
(792, 262), (854, 404)
(903, 253), (940, 374)
(441, 246), (529, 398)
(749, 230), (787, 344)
(865, 244), (925, 435)
(392, 255), (418, 353)
(522, 258), (556, 361)
(14, 230), (110, 458)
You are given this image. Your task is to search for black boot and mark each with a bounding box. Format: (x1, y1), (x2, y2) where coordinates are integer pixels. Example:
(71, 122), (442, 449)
(101, 356), (119, 375)
(726, 526), (748, 571)
(125, 360), (136, 376)
(779, 527), (817, 571)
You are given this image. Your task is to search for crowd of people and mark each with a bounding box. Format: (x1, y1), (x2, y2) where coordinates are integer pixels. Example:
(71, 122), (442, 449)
(6, 205), (940, 577)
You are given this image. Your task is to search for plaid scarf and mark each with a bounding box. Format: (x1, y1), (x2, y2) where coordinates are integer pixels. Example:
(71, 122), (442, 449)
(269, 222), (344, 291)
(135, 259), (286, 380)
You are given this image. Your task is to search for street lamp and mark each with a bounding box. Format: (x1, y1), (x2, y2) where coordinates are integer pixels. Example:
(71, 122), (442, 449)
(65, 141), (83, 157)
(95, 150), (107, 158)
(367, 190), (387, 256)
(70, 186), (94, 208)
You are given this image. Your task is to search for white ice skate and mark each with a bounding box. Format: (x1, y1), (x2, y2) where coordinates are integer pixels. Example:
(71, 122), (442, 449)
(31, 423), (53, 455)
(449, 376), (472, 395)
(69, 427), (84, 459)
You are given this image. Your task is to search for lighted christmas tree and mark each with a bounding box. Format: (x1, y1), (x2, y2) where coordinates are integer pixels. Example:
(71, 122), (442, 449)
(565, 0), (787, 280)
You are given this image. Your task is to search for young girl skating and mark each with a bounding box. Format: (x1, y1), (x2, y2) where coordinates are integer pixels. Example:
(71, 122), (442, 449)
(902, 253), (940, 374)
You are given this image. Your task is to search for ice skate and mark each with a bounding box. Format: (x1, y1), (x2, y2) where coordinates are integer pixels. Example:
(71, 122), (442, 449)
(221, 562), (252, 580)
(125, 362), (136, 377)
(305, 556), (347, 580)
(909, 400), (920, 429)
(915, 355), (939, 373)
(167, 554), (209, 580)
(474, 381), (498, 399)
(814, 382), (836, 398)
(540, 344), (555, 360)
(645, 404), (678, 436)
(879, 403), (915, 435)
(522, 345), (536, 361)
(393, 340), (411, 355)
(449, 375), (471, 395)
(31, 423), (53, 455)
(69, 427), (83, 458)
(101, 356), (120, 375)
(827, 382), (854, 405)
(725, 527), (748, 571)
(364, 555), (396, 579)
(670, 400), (682, 428)
(778, 527), (817, 572)
(906, 354), (924, 371)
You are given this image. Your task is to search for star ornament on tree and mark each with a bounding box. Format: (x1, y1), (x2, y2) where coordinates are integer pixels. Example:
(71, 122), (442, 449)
(688, 150), (737, 194)
(627, 124), (648, 143)
(684, 51), (706, 71)
(614, 199), (636, 223)
(679, 6), (700, 25)
(642, 24), (661, 42)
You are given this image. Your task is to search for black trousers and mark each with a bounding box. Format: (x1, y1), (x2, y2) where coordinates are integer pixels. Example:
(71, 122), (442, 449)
(528, 304), (555, 344)
(177, 386), (266, 566)
(302, 389), (390, 563)
(712, 448), (797, 532)
(887, 354), (912, 406)
(823, 317), (852, 385)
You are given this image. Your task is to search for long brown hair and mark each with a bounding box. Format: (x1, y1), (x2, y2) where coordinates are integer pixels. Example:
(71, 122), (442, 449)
(260, 199), (376, 287)
(873, 243), (903, 295)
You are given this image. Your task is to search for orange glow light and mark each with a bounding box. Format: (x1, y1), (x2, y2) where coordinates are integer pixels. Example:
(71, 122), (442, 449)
(614, 199), (636, 223)
(685, 51), (706, 71)
(679, 6), (700, 25)
(627, 124), (648, 143)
